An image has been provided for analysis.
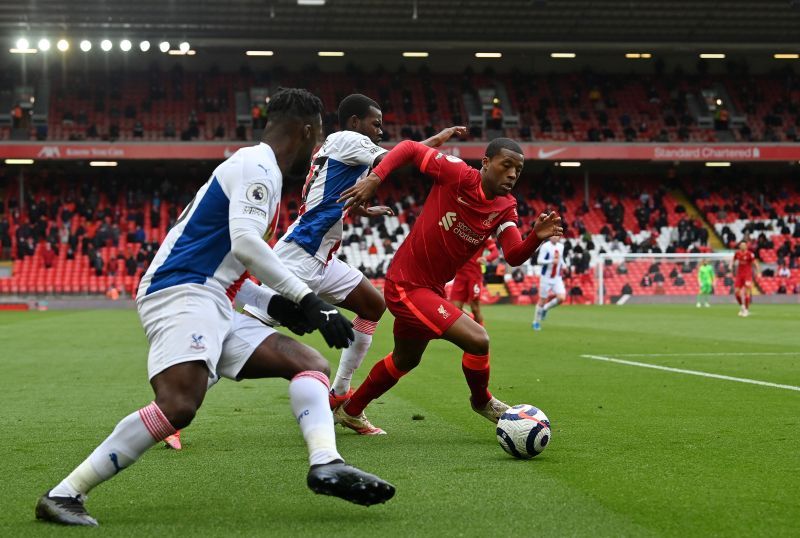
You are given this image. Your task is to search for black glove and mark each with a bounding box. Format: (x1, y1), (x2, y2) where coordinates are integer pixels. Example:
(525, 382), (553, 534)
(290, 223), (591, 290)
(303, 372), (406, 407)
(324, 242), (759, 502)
(266, 294), (314, 336)
(299, 293), (354, 349)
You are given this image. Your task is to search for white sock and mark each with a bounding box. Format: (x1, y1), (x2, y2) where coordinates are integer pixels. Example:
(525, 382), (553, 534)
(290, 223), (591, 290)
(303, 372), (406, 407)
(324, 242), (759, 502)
(290, 371), (342, 466)
(50, 402), (175, 498)
(331, 317), (377, 395)
(544, 298), (560, 311)
(534, 305), (543, 321)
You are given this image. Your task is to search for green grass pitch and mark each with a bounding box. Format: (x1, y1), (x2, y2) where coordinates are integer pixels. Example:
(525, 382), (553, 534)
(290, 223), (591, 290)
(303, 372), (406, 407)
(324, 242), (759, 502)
(1, 304), (799, 536)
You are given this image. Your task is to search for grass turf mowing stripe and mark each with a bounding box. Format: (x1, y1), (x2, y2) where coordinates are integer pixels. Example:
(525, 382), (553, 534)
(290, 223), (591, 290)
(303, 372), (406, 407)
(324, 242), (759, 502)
(616, 352), (800, 357)
(580, 354), (800, 392)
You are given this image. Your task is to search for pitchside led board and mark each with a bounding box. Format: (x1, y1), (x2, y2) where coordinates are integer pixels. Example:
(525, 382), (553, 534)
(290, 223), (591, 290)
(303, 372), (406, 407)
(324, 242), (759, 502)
(2, 142), (799, 162)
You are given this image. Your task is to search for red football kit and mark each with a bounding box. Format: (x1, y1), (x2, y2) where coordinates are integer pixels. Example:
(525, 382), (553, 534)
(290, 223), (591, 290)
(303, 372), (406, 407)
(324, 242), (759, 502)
(371, 140), (543, 340)
(734, 250), (755, 288)
(450, 238), (499, 303)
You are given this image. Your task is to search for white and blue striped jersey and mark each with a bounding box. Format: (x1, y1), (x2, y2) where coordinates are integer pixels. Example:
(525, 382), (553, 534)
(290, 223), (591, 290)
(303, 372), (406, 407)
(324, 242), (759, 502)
(538, 240), (565, 279)
(279, 130), (387, 263)
(138, 143), (282, 301)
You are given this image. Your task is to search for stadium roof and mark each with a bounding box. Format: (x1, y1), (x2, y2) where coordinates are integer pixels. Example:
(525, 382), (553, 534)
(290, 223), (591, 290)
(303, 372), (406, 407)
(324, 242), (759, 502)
(4, 0), (800, 51)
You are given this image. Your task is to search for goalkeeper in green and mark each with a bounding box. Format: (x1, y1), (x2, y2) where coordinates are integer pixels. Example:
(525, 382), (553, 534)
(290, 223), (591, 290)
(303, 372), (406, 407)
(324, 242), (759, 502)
(696, 259), (715, 307)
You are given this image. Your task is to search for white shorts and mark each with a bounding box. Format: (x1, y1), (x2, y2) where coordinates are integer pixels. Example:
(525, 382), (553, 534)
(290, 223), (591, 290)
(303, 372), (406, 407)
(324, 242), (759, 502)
(218, 312), (277, 380)
(274, 241), (363, 304)
(137, 284), (276, 381)
(539, 276), (566, 297)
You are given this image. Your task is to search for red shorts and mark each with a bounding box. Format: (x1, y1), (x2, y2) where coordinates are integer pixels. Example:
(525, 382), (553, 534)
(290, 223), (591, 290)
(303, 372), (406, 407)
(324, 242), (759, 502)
(735, 275), (753, 289)
(384, 278), (464, 340)
(450, 274), (482, 303)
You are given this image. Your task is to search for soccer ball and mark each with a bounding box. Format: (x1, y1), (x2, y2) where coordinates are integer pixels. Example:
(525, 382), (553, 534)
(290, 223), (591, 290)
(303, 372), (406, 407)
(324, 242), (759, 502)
(496, 404), (551, 459)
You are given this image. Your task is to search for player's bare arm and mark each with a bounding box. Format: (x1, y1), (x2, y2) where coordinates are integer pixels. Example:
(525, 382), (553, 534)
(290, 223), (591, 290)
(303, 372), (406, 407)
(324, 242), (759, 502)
(420, 126), (468, 148)
(348, 205), (395, 218)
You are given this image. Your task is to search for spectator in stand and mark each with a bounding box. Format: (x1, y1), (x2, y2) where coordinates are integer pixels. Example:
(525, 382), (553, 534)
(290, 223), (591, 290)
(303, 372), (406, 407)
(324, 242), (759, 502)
(164, 121), (176, 138)
(19, 237), (36, 259)
(214, 124), (225, 139)
(42, 242), (56, 269)
(641, 274), (652, 287)
(133, 121), (144, 138)
(0, 222), (10, 259)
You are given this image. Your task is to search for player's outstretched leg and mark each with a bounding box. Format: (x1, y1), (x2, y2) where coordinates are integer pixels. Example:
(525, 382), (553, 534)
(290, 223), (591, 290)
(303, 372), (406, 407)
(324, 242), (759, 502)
(36, 362), (206, 526)
(443, 315), (509, 423)
(329, 317), (376, 407)
(338, 353), (409, 435)
(307, 462), (395, 506)
(330, 278), (385, 407)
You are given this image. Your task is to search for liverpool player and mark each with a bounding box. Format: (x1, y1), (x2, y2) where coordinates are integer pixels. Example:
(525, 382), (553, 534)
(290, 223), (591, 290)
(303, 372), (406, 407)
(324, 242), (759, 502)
(733, 241), (759, 317)
(450, 238), (499, 326)
(333, 138), (562, 434)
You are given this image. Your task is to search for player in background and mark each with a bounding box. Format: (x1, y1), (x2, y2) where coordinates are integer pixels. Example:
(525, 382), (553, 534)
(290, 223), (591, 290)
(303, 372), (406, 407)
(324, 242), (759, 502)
(696, 259), (715, 308)
(35, 89), (394, 527)
(733, 241), (759, 317)
(450, 238), (499, 326)
(532, 235), (566, 331)
(244, 93), (466, 408)
(333, 138), (562, 435)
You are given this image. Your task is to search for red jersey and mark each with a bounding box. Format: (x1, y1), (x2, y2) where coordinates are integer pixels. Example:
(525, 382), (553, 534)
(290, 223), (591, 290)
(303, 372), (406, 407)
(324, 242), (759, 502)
(457, 238), (499, 280)
(734, 250), (755, 278)
(371, 141), (541, 291)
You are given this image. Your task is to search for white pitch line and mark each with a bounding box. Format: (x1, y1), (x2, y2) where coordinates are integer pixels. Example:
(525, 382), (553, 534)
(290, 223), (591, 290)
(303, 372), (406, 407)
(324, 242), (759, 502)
(615, 352), (800, 357)
(580, 354), (800, 392)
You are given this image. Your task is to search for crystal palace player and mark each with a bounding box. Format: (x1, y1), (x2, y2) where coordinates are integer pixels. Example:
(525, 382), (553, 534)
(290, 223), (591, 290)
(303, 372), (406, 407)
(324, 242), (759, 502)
(533, 235), (567, 331)
(450, 238), (498, 326)
(35, 89), (394, 527)
(333, 138), (562, 434)
(733, 240), (759, 317)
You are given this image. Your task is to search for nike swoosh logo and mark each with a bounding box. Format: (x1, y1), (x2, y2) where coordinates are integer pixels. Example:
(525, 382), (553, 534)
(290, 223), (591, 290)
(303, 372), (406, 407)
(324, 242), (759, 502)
(456, 196), (470, 205)
(537, 148), (567, 159)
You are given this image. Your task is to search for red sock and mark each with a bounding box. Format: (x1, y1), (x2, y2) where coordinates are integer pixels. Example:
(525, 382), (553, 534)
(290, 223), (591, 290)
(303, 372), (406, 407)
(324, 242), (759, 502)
(745, 295), (751, 308)
(462, 353), (492, 408)
(344, 354), (407, 416)
(735, 293), (742, 305)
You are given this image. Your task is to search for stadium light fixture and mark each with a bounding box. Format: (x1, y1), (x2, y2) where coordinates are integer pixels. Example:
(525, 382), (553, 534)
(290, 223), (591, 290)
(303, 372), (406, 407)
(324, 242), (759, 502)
(774, 53), (799, 59)
(89, 161), (118, 167)
(57, 39), (69, 52)
(556, 161), (581, 167)
(10, 38), (36, 54)
(318, 51), (345, 57)
(179, 41), (190, 53)
(5, 159), (34, 165)
(80, 40), (92, 52)
(100, 39), (112, 52)
(705, 162), (731, 167)
(246, 50), (274, 56)
(139, 40), (151, 52)
(159, 41), (170, 53)
(120, 39), (132, 52)
(625, 52), (651, 59)
(38, 39), (51, 52)
(298, 0), (326, 5)
(551, 52), (576, 58)
(699, 53), (725, 59)
(403, 52), (429, 58)
(475, 52), (502, 58)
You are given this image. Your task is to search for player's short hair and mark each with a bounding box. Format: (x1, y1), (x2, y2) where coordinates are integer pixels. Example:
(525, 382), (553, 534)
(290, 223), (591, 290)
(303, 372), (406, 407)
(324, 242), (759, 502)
(266, 87), (324, 122)
(485, 137), (524, 158)
(338, 94), (380, 128)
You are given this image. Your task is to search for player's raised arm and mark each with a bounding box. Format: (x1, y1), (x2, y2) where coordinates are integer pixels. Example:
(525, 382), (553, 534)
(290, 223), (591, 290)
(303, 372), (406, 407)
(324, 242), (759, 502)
(339, 137), (470, 209)
(420, 126), (467, 148)
(498, 212), (563, 266)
